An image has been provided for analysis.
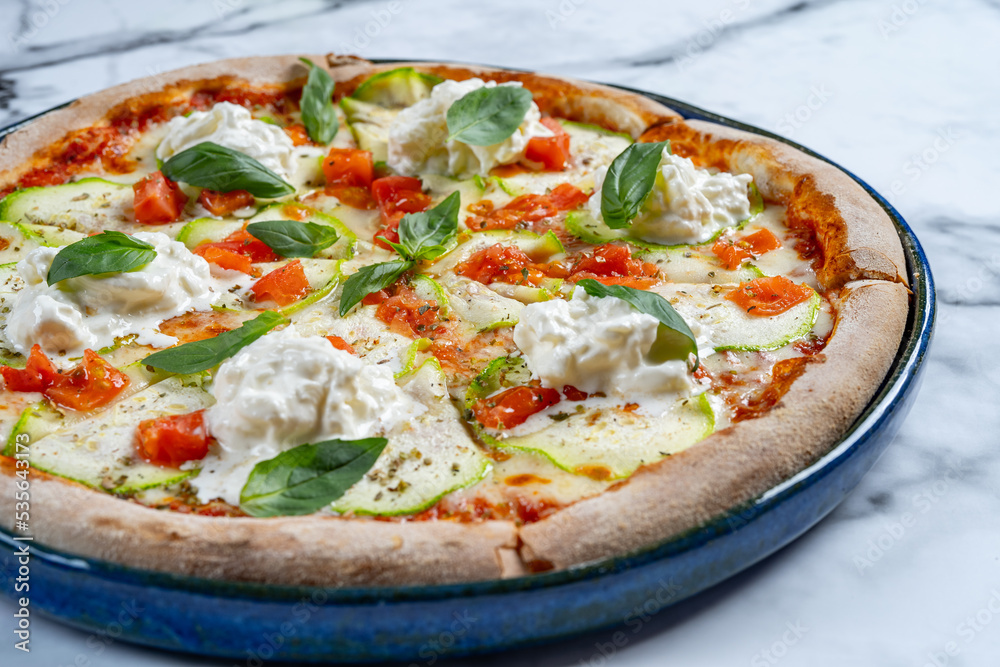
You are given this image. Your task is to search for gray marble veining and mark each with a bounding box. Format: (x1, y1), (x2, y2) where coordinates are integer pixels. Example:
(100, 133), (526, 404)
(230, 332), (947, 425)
(1, 0), (998, 665)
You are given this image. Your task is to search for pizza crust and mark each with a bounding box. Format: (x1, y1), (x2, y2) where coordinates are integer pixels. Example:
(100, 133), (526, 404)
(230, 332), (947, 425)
(0, 457), (518, 586)
(326, 58), (684, 139)
(0, 55), (347, 183)
(0, 55), (911, 585)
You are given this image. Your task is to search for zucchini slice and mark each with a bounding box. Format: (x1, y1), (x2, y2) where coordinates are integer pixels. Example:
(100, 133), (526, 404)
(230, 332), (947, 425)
(465, 356), (714, 479)
(339, 98), (397, 163)
(5, 374), (212, 493)
(655, 283), (821, 352)
(0, 178), (135, 233)
(350, 67), (442, 108)
(331, 359), (488, 515)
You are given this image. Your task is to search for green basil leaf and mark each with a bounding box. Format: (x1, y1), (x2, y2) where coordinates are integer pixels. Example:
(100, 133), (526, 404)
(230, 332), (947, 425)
(576, 278), (699, 369)
(162, 142), (294, 198)
(46, 231), (156, 285)
(445, 86), (534, 146)
(142, 310), (287, 374)
(600, 140), (670, 229)
(397, 191), (460, 261)
(299, 58), (338, 145)
(240, 437), (388, 517)
(338, 260), (413, 316)
(245, 220), (339, 258)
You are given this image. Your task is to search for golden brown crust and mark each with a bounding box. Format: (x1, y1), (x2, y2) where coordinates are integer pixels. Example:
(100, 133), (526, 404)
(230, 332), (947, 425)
(519, 280), (910, 568)
(0, 458), (517, 586)
(640, 120), (908, 289)
(0, 55), (911, 585)
(0, 55), (360, 184)
(326, 59), (683, 138)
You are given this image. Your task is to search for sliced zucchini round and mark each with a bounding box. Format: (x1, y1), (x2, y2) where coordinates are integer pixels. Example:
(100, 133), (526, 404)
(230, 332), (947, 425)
(331, 359), (488, 515)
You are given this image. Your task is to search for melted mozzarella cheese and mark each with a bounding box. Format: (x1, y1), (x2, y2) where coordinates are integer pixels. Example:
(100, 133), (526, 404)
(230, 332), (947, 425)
(387, 78), (551, 178)
(2, 232), (219, 365)
(155, 102), (297, 180)
(590, 148), (754, 244)
(513, 287), (710, 397)
(194, 327), (423, 505)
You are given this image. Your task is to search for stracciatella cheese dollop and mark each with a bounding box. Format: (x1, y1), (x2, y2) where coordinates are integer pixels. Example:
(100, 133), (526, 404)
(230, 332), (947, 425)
(590, 147), (754, 245)
(155, 101), (296, 180)
(387, 78), (551, 178)
(513, 288), (708, 397)
(2, 232), (219, 365)
(196, 327), (422, 505)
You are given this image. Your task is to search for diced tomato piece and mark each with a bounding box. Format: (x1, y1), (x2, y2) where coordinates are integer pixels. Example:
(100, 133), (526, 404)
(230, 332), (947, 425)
(1, 344), (60, 393)
(2, 346), (129, 411)
(193, 245), (253, 274)
(455, 244), (547, 286)
(326, 335), (357, 355)
(472, 386), (561, 429)
(563, 385), (588, 401)
(194, 227), (280, 265)
(370, 176), (433, 250)
(568, 243), (660, 288)
(136, 410), (210, 467)
(133, 170), (188, 224)
(323, 148), (374, 188)
(525, 117), (571, 171)
(467, 183), (588, 231)
(250, 259), (311, 306)
(547, 183), (590, 210)
(197, 189), (255, 216)
(43, 350), (130, 411)
(372, 176), (432, 221)
(712, 229), (783, 270)
(371, 176), (429, 214)
(726, 276), (814, 317)
(374, 284), (441, 338)
(283, 123), (312, 146)
(327, 185), (376, 210)
(373, 212), (404, 251)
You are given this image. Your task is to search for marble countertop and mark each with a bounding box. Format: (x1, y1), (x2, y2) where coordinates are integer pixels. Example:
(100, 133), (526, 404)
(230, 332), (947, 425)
(1, 0), (998, 665)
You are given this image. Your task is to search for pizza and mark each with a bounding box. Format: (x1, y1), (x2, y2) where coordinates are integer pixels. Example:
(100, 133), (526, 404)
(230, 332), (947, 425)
(0, 55), (908, 586)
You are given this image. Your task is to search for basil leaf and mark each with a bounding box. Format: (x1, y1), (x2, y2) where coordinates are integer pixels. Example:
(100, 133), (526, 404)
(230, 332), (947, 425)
(245, 220), (339, 258)
(576, 278), (699, 369)
(338, 260), (413, 316)
(600, 141), (670, 229)
(240, 437), (388, 517)
(445, 85), (534, 146)
(46, 231), (156, 285)
(162, 142), (294, 198)
(396, 191), (460, 261)
(143, 310), (287, 374)
(299, 58), (338, 145)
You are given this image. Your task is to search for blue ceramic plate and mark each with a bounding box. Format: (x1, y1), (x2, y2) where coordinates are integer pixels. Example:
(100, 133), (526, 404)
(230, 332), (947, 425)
(0, 67), (934, 663)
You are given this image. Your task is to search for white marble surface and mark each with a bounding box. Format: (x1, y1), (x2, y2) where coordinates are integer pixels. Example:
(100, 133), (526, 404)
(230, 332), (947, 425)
(1, 0), (998, 665)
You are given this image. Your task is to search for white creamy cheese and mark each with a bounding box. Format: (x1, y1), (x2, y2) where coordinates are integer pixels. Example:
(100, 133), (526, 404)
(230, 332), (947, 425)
(194, 327), (423, 505)
(155, 102), (297, 180)
(387, 78), (551, 178)
(590, 148), (754, 245)
(513, 287), (711, 397)
(2, 232), (219, 365)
